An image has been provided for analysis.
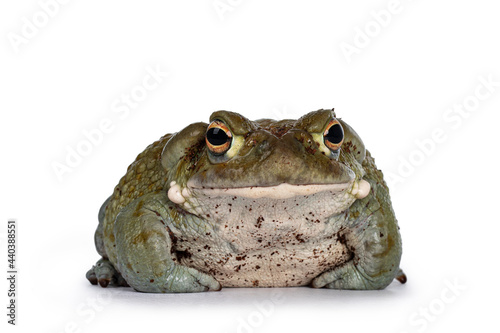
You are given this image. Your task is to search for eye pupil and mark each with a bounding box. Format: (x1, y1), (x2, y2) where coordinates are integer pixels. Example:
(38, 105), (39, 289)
(207, 127), (229, 146)
(325, 124), (343, 144)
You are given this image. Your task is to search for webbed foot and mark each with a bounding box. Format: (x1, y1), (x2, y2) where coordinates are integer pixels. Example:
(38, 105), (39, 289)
(124, 264), (221, 293)
(312, 262), (406, 290)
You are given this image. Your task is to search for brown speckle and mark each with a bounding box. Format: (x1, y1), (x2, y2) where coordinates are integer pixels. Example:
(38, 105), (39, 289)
(255, 216), (265, 228)
(295, 234), (305, 243)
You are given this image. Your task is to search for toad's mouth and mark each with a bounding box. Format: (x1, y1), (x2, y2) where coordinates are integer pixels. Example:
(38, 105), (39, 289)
(167, 179), (370, 204)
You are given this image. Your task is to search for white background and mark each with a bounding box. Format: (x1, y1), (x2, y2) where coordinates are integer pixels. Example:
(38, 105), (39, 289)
(1, 1), (499, 332)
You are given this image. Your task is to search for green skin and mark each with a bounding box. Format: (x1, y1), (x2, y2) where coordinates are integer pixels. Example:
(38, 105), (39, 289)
(86, 109), (405, 293)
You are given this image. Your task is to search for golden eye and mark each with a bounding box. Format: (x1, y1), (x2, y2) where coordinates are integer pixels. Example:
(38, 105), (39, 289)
(206, 120), (232, 155)
(323, 118), (344, 151)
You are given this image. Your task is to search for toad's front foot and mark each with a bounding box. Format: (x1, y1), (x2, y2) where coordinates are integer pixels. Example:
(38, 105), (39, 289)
(121, 263), (221, 293)
(312, 261), (406, 290)
(163, 264), (222, 293)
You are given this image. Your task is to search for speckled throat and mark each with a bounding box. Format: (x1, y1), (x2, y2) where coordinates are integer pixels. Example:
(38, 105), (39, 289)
(167, 185), (357, 287)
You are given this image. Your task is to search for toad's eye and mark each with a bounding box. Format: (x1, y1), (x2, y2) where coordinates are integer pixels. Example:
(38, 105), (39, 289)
(206, 120), (232, 155)
(323, 119), (344, 152)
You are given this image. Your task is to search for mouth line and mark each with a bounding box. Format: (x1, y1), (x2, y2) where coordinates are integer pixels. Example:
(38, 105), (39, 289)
(186, 181), (353, 200)
(168, 179), (370, 204)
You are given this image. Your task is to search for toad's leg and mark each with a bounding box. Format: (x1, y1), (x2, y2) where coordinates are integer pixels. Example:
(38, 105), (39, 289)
(312, 175), (405, 290)
(113, 192), (221, 293)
